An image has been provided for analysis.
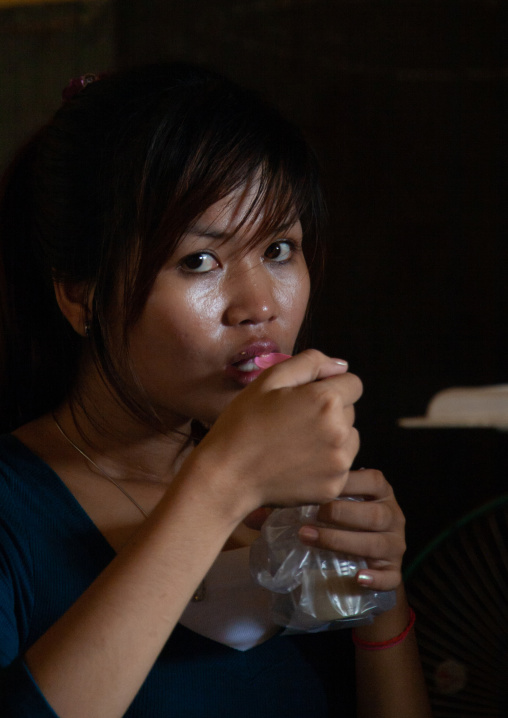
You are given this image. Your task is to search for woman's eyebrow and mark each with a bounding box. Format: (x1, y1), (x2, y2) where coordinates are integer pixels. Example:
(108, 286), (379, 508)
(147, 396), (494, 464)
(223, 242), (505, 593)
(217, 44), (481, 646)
(188, 218), (300, 241)
(185, 218), (233, 239)
(189, 227), (230, 240)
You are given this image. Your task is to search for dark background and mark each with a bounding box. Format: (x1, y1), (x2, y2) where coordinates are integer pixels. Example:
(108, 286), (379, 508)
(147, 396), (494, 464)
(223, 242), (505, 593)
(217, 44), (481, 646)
(1, 0), (508, 565)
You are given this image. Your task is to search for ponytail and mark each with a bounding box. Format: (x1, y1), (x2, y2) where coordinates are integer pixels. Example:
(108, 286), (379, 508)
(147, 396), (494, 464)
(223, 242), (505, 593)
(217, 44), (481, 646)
(0, 132), (80, 432)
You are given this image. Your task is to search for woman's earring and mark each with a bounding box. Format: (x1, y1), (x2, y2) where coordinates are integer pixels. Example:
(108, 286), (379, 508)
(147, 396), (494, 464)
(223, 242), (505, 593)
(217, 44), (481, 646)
(84, 321), (91, 338)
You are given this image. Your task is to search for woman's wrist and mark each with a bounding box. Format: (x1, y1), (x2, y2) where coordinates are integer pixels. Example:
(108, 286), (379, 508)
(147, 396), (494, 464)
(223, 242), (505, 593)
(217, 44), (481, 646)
(353, 606), (415, 650)
(353, 585), (412, 645)
(174, 445), (257, 528)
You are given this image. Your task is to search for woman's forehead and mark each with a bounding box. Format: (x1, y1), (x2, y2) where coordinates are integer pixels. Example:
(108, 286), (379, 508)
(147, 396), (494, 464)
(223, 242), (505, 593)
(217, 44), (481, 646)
(189, 184), (301, 243)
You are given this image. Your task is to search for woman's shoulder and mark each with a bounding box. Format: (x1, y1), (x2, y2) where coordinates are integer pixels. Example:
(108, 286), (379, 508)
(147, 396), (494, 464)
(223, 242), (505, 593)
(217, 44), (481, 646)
(0, 435), (64, 556)
(0, 421), (116, 665)
(0, 432), (45, 497)
(0, 416), (91, 536)
(0, 417), (58, 500)
(10, 414), (56, 465)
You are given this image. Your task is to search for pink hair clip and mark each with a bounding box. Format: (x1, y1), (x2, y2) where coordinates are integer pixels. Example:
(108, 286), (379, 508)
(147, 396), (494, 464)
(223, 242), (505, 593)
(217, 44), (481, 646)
(62, 73), (105, 102)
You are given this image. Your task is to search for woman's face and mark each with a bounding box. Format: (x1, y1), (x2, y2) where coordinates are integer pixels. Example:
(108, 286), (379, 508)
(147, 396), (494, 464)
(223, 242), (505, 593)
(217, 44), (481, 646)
(127, 184), (311, 427)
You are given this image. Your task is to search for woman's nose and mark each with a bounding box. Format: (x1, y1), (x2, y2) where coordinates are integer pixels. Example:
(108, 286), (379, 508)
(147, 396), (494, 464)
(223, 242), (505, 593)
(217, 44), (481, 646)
(222, 266), (278, 326)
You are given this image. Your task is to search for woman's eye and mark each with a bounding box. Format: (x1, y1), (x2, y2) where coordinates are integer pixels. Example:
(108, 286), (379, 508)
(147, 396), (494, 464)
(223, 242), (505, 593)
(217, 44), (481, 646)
(264, 241), (294, 263)
(180, 252), (219, 273)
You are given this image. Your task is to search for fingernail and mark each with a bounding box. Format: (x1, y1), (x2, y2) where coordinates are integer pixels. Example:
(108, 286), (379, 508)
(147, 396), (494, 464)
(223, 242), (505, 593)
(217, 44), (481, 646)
(357, 572), (374, 585)
(298, 526), (319, 543)
(333, 359), (348, 367)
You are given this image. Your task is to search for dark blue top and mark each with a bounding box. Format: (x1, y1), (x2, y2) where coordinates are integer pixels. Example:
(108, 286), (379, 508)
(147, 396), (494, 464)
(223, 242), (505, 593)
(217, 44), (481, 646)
(0, 434), (356, 717)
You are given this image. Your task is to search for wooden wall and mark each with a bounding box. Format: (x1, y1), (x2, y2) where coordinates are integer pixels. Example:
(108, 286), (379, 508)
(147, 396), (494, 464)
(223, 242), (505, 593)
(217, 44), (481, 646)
(1, 1), (507, 561)
(117, 1), (508, 561)
(0, 0), (115, 171)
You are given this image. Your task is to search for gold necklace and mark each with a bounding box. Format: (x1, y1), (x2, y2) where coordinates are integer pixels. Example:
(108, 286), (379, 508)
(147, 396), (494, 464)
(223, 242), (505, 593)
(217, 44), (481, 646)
(52, 413), (206, 601)
(53, 413), (150, 518)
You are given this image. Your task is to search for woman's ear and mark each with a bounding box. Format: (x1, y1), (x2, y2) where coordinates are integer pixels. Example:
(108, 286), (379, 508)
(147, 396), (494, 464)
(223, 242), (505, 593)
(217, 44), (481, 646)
(53, 280), (93, 337)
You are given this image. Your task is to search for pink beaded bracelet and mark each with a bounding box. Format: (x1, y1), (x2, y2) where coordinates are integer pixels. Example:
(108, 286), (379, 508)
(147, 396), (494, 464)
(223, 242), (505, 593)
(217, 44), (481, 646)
(352, 607), (416, 651)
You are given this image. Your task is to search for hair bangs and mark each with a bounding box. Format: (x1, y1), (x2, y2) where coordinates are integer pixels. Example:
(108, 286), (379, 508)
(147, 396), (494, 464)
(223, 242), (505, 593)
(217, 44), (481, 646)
(128, 110), (323, 320)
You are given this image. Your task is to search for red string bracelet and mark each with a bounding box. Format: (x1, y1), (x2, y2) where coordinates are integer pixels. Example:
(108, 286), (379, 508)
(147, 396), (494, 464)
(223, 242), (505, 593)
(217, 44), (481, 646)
(352, 607), (416, 651)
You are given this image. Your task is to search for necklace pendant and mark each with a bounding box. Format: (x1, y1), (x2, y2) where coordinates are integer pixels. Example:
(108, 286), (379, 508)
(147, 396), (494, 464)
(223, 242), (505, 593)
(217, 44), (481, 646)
(192, 580), (206, 602)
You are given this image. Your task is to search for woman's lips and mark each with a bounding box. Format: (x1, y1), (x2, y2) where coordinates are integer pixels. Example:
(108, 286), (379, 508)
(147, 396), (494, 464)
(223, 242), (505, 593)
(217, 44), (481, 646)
(229, 341), (279, 366)
(225, 343), (282, 385)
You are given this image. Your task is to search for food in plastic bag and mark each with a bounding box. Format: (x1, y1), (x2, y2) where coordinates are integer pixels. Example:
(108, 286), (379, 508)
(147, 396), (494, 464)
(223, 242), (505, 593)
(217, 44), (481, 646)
(250, 502), (396, 632)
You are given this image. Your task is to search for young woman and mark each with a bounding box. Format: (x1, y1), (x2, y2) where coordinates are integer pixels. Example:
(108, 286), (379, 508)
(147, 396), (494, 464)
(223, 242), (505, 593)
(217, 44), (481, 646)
(0, 63), (431, 717)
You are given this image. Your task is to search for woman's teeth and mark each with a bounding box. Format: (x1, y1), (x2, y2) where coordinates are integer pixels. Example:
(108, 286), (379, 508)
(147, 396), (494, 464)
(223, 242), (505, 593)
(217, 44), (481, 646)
(234, 353), (290, 373)
(235, 358), (259, 372)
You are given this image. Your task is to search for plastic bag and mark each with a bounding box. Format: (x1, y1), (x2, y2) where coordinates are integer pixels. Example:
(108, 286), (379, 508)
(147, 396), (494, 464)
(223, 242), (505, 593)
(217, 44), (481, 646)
(250, 502), (396, 633)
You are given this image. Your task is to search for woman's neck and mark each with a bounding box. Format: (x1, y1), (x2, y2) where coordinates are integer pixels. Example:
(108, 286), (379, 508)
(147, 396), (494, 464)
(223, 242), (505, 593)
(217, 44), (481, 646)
(53, 399), (195, 486)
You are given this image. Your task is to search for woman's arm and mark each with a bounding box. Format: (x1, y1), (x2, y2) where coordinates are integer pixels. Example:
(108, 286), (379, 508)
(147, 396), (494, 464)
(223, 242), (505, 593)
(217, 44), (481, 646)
(24, 470), (242, 718)
(353, 586), (432, 718)
(24, 351), (362, 718)
(300, 469), (432, 718)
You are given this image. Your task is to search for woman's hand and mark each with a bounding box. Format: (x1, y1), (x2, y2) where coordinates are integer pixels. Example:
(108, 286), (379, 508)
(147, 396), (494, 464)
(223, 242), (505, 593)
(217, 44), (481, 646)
(189, 349), (363, 519)
(298, 469), (406, 592)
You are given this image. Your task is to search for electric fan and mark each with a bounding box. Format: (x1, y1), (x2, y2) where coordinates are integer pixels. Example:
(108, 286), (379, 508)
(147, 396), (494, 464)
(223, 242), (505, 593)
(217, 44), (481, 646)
(405, 494), (508, 717)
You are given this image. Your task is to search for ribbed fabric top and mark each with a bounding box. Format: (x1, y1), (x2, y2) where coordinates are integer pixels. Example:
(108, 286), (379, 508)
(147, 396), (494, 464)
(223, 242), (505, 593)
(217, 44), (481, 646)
(0, 434), (355, 717)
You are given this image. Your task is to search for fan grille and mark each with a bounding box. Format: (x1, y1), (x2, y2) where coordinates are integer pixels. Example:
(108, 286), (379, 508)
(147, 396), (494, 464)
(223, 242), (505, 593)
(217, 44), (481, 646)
(405, 494), (508, 717)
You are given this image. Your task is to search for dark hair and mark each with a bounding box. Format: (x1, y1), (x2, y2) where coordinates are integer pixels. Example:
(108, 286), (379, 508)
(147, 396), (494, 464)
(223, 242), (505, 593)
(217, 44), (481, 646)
(0, 62), (326, 433)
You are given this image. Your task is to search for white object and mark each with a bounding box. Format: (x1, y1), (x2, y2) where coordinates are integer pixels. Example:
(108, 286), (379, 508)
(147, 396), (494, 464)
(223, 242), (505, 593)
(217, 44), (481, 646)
(179, 547), (279, 651)
(399, 384), (508, 429)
